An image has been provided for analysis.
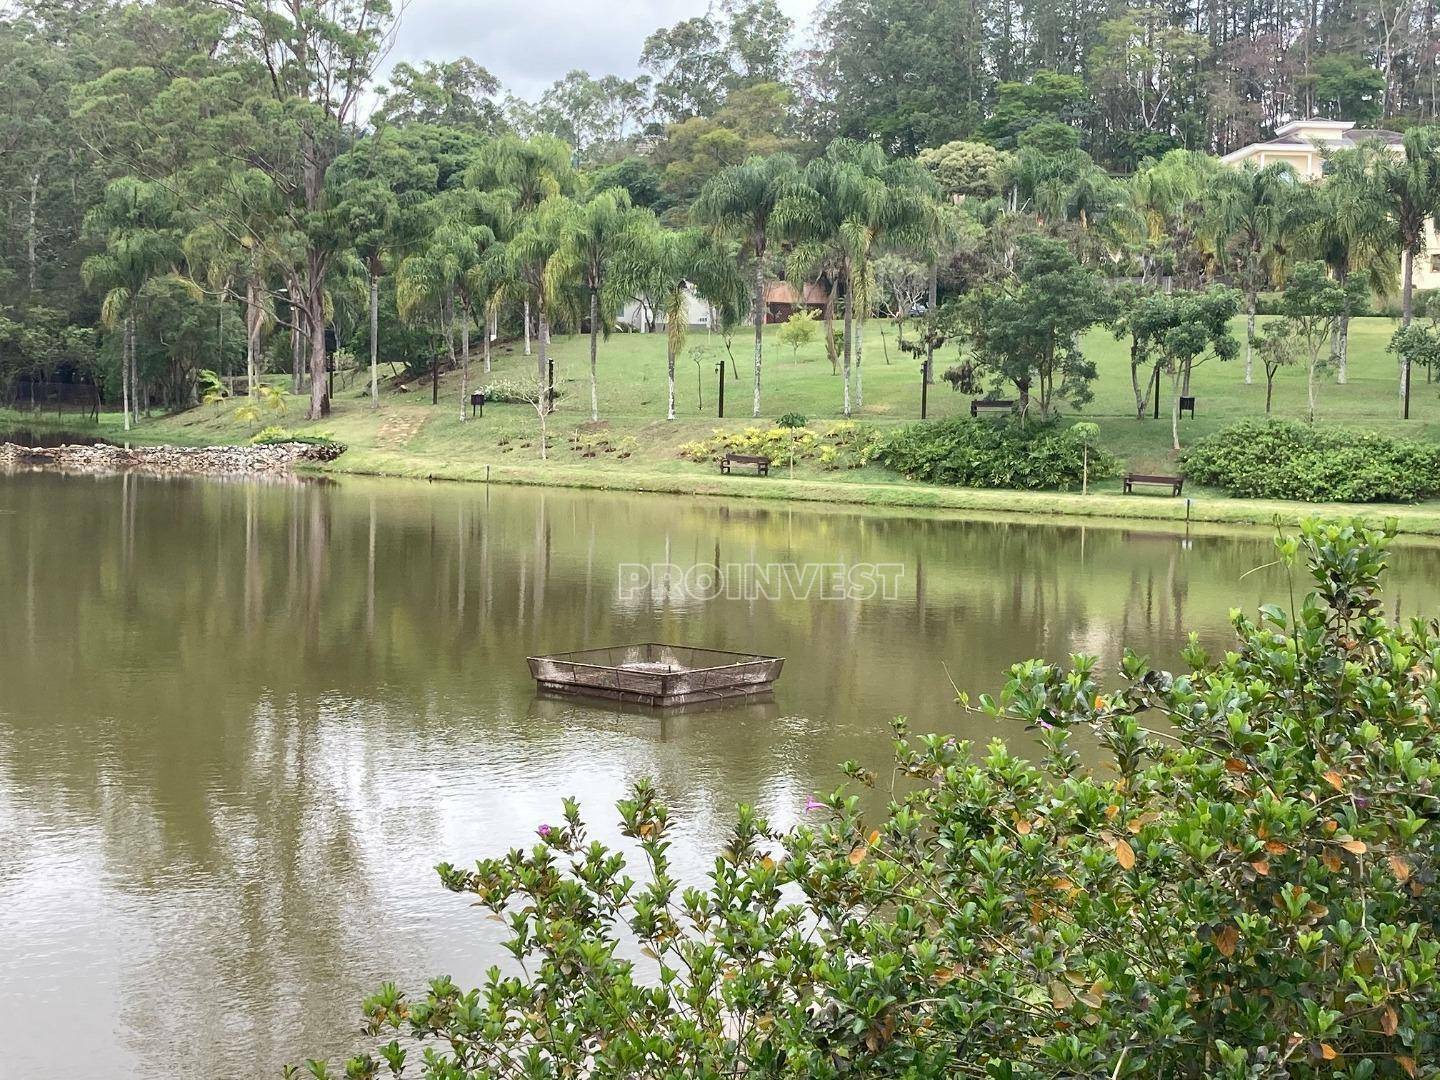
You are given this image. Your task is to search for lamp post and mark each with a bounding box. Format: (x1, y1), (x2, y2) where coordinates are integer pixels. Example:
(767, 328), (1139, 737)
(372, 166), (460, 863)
(920, 361), (929, 419)
(716, 359), (726, 418)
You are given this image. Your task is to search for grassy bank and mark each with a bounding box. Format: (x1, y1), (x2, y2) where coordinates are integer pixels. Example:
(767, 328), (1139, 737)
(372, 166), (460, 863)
(6, 314), (1440, 532)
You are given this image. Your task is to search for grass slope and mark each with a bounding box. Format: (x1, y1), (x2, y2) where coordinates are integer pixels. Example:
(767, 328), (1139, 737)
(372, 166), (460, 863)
(6, 315), (1440, 530)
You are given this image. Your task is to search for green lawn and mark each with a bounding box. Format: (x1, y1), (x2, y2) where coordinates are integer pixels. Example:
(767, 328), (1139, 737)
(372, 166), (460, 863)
(7, 315), (1440, 529)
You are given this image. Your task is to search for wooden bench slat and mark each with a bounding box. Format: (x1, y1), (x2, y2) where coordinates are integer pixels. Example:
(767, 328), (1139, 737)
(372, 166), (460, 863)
(720, 452), (771, 476)
(1123, 472), (1184, 496)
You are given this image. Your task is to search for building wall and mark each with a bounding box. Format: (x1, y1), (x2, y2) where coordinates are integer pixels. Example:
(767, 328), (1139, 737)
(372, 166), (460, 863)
(1224, 129), (1440, 297)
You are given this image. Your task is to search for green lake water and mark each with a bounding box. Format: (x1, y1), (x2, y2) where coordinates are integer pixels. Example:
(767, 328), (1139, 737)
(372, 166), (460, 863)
(3, 469), (1438, 1077)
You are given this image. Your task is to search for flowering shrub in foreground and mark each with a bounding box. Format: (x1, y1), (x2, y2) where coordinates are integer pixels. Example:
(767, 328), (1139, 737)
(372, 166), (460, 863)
(303, 521), (1440, 1079)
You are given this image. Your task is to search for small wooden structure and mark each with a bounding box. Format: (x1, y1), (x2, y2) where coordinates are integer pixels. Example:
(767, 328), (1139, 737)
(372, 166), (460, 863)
(1123, 472), (1185, 496)
(720, 452), (771, 475)
(528, 644), (784, 707)
(1178, 395), (1196, 419)
(970, 398), (1015, 418)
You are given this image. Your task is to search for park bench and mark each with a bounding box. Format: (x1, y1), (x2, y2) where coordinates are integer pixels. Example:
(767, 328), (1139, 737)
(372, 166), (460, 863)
(970, 398), (1016, 418)
(720, 453), (771, 476)
(1123, 473), (1184, 496)
(1179, 395), (1196, 419)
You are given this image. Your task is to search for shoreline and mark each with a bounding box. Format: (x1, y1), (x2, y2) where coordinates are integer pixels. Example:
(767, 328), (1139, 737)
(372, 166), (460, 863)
(310, 448), (1440, 536)
(5, 420), (1440, 535)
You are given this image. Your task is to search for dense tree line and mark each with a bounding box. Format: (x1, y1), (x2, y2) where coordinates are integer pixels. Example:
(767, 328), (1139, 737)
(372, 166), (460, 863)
(1, 0), (1438, 428)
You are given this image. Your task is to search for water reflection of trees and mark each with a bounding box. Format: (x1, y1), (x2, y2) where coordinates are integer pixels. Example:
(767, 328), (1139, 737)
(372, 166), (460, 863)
(4, 472), (1440, 1074)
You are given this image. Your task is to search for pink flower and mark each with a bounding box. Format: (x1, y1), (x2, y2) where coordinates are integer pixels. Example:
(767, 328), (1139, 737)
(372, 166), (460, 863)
(804, 797), (823, 813)
(537, 824), (553, 838)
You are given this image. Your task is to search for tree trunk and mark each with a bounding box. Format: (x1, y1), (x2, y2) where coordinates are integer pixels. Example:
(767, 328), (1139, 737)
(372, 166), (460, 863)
(459, 300), (470, 421)
(841, 270), (853, 416)
(27, 171), (39, 295)
(1171, 368), (1183, 452)
(1307, 358), (1317, 424)
(1129, 340), (1145, 419)
(485, 301), (494, 374)
(925, 262), (937, 385)
(752, 253), (764, 417)
(855, 316), (865, 408)
(524, 298), (532, 356)
(1244, 292), (1257, 385)
(589, 289), (600, 422)
(290, 290), (303, 397)
(1266, 371), (1275, 413)
(246, 275), (260, 401)
(369, 272), (380, 409)
(539, 309), (552, 412)
(1337, 310), (1350, 384)
(1402, 246), (1415, 416)
(122, 313), (133, 433)
(666, 340), (676, 420)
(823, 289), (838, 374)
(1336, 265), (1350, 384)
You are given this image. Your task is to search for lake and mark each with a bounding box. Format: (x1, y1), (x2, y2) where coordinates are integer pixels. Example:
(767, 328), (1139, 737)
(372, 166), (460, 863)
(3, 470), (1438, 1078)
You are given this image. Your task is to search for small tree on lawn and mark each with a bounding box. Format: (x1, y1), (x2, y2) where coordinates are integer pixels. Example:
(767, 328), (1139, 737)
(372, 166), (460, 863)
(1069, 420), (1100, 493)
(963, 234), (1114, 420)
(872, 252), (927, 356)
(1255, 321), (1302, 414)
(1278, 260), (1368, 423)
(777, 308), (819, 356)
(1118, 286), (1240, 451)
(1388, 323), (1440, 394)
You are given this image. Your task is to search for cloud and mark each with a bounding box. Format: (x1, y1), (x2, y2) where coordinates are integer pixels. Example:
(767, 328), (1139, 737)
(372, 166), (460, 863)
(386, 0), (814, 101)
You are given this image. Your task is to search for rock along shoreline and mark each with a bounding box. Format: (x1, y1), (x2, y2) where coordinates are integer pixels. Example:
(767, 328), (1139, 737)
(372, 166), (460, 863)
(0, 440), (345, 477)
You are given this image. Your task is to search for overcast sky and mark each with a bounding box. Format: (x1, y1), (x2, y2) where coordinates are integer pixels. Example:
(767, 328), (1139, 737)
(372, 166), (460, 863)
(386, 0), (816, 101)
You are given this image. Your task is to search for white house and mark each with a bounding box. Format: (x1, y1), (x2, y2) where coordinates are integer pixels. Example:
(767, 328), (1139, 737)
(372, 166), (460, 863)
(617, 285), (718, 333)
(1221, 118), (1440, 290)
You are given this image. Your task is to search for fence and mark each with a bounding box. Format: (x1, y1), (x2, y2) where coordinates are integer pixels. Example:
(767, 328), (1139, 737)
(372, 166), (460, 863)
(4, 381), (101, 421)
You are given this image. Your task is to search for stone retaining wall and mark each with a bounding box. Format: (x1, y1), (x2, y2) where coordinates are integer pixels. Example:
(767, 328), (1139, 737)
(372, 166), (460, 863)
(0, 440), (344, 476)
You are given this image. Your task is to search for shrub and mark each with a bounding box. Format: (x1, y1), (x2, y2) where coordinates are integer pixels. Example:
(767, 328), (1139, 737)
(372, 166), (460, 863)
(1183, 420), (1440, 502)
(879, 417), (1119, 490)
(312, 521), (1440, 1078)
(678, 421), (884, 471)
(776, 412), (808, 429)
(477, 379), (565, 404)
(249, 426), (338, 445)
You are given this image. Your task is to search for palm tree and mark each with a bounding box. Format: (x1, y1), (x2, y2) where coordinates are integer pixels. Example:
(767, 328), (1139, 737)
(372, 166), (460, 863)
(507, 195), (575, 401)
(632, 223), (747, 420)
(1209, 160), (1302, 383)
(1302, 146), (1395, 385)
(1127, 150), (1224, 289)
(788, 141), (931, 414)
(469, 135), (575, 359)
(693, 153), (803, 417)
(397, 192), (499, 414)
(1376, 126), (1440, 416)
(916, 201), (978, 384)
(552, 187), (647, 421)
(80, 178), (180, 431)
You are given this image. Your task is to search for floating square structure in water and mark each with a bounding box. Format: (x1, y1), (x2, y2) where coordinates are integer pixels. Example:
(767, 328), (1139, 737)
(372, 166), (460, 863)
(527, 643), (784, 708)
